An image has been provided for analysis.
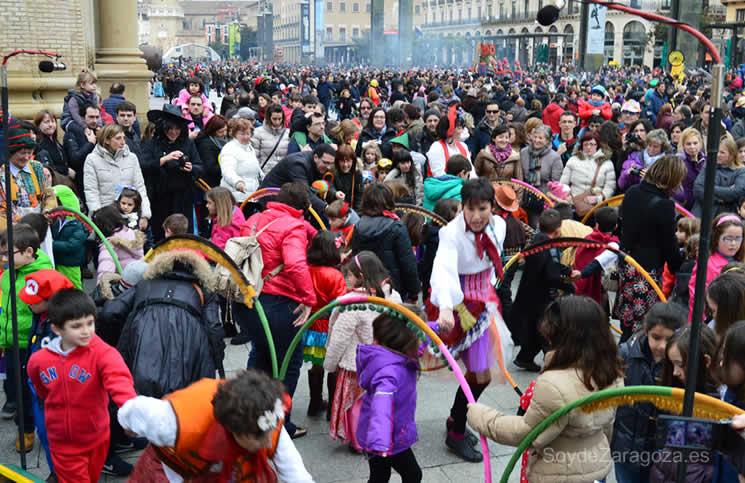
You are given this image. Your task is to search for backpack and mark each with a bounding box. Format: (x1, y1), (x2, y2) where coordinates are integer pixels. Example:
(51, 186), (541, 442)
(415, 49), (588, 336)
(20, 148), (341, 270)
(214, 217), (284, 301)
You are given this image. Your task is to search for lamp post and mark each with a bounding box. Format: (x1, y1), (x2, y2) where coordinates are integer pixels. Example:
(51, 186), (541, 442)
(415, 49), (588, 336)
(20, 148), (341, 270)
(538, 3), (724, 483)
(1, 50), (65, 469)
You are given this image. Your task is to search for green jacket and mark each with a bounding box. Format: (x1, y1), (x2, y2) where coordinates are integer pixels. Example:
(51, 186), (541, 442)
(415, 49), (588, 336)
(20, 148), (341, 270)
(423, 175), (466, 211)
(51, 185), (87, 267)
(1, 249), (53, 349)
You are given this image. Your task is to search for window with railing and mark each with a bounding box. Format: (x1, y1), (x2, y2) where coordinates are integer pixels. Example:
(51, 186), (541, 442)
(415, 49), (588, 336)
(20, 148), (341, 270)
(353, 27), (360, 37)
(354, 2), (359, 11)
(340, 28), (346, 40)
(415, 4), (420, 13)
(499, 2), (504, 17)
(327, 1), (332, 11)
(340, 2), (345, 11)
(737, 8), (745, 21)
(524, 0), (528, 16)
(326, 27), (333, 40)
(468, 6), (472, 18)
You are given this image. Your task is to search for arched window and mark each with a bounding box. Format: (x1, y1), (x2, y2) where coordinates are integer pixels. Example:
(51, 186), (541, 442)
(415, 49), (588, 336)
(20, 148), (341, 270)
(564, 24), (574, 64)
(604, 21), (615, 63)
(622, 20), (645, 66)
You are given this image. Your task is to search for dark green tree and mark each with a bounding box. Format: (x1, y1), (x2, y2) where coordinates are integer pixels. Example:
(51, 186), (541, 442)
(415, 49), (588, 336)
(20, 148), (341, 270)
(208, 41), (230, 59)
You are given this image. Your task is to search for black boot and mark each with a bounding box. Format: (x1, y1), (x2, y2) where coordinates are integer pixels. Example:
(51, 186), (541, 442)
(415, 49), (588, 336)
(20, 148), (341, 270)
(307, 368), (328, 417)
(326, 371), (337, 421)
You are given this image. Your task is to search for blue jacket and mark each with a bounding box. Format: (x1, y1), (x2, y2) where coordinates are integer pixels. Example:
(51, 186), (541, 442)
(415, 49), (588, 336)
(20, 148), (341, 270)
(611, 334), (661, 471)
(356, 344), (418, 456)
(422, 175), (465, 211)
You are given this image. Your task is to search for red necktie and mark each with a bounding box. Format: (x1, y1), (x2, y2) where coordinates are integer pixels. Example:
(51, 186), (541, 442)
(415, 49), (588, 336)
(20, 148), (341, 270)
(466, 222), (504, 281)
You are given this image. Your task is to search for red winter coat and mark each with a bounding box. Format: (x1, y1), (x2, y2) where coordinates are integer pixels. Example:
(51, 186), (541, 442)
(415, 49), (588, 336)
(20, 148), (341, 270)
(578, 99), (612, 126)
(242, 201), (316, 306)
(308, 265), (348, 332)
(574, 229), (618, 304)
(542, 102), (565, 135)
(27, 335), (136, 453)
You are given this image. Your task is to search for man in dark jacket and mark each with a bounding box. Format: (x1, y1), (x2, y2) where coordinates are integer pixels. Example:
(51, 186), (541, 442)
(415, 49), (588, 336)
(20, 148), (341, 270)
(466, 101), (503, 162)
(115, 101), (141, 160)
(316, 74), (333, 111)
(102, 83), (126, 117)
(260, 143), (337, 216)
(104, 250), (225, 399)
(63, 102), (99, 206)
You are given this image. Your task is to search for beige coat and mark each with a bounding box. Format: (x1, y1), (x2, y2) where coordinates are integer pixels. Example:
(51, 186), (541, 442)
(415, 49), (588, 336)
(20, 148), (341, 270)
(474, 146), (523, 182)
(467, 367), (623, 483)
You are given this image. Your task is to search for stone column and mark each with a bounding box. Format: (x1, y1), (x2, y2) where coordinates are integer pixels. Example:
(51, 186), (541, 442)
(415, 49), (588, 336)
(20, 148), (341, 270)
(95, 0), (153, 124)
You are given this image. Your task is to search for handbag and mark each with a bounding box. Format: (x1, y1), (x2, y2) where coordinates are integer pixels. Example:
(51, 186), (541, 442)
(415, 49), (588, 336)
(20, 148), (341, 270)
(573, 162), (603, 218)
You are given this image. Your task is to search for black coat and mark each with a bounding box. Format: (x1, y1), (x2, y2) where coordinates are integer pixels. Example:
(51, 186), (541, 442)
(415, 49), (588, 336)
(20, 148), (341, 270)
(611, 334), (662, 471)
(510, 232), (574, 344)
(260, 151), (335, 216)
(38, 135), (70, 176)
(355, 125), (397, 159)
(351, 215), (420, 299)
(195, 133), (226, 189)
(103, 254), (224, 398)
(62, 123), (95, 203)
(333, 169), (364, 212)
(140, 135), (203, 241)
(620, 181), (682, 273)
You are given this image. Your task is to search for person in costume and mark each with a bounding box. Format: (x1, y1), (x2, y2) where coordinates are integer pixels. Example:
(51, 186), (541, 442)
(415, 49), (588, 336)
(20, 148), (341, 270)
(301, 231), (348, 418)
(119, 369), (314, 483)
(571, 206), (620, 308)
(430, 177), (513, 462)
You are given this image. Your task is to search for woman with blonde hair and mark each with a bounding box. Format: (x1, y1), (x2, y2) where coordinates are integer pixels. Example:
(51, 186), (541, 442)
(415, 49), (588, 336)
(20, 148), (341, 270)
(676, 127), (706, 209)
(693, 136), (745, 217)
(330, 119), (359, 147)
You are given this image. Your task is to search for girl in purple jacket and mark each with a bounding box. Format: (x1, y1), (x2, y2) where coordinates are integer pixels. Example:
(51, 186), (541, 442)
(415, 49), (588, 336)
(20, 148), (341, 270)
(356, 312), (422, 483)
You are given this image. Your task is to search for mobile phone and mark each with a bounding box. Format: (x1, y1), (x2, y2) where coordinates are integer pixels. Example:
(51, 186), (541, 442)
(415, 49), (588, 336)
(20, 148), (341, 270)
(656, 414), (745, 455)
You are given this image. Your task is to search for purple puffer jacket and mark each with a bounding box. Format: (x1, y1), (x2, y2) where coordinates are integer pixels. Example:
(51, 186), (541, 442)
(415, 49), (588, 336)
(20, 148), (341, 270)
(676, 150), (706, 210)
(356, 344), (419, 456)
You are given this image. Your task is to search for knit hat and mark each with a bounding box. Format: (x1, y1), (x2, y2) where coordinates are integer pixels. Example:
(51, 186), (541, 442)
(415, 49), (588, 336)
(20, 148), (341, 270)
(120, 260), (149, 290)
(422, 108), (441, 122)
(6, 124), (37, 153)
(591, 85), (608, 98)
(390, 132), (410, 150)
(311, 180), (330, 194)
(19, 269), (73, 305)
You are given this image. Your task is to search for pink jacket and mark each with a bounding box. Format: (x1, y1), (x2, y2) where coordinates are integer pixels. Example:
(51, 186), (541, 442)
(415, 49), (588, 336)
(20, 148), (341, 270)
(211, 206), (246, 250)
(688, 251), (730, 323)
(241, 202), (316, 306)
(174, 90), (212, 114)
(98, 227), (145, 284)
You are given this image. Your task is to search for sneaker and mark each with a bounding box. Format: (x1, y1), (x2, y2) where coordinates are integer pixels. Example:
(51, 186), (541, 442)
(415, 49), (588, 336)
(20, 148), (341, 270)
(1, 402), (16, 420)
(513, 358), (542, 372)
(115, 436), (148, 453)
(446, 434), (482, 462)
(445, 418), (478, 447)
(101, 454), (133, 476)
(15, 432), (34, 453)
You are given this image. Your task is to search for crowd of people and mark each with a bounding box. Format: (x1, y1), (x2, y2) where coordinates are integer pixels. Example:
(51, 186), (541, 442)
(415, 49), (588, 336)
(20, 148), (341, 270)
(1, 59), (745, 482)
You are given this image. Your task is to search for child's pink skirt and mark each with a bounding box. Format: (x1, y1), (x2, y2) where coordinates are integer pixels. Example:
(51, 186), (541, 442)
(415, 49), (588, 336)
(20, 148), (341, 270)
(329, 368), (364, 451)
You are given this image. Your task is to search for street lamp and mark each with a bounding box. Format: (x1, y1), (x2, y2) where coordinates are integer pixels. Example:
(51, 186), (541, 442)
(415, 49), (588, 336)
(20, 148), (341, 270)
(1, 50), (65, 469)
(539, 4), (725, 483)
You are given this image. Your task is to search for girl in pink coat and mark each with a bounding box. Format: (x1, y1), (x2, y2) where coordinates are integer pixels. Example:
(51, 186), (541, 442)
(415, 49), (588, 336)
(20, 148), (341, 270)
(688, 213), (745, 322)
(174, 77), (213, 118)
(206, 187), (246, 250)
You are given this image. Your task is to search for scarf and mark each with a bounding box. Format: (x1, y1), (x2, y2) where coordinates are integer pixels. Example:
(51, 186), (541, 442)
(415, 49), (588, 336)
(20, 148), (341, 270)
(524, 144), (552, 187)
(643, 149), (664, 168)
(588, 99), (606, 108)
(465, 220), (504, 281)
(488, 143), (514, 166)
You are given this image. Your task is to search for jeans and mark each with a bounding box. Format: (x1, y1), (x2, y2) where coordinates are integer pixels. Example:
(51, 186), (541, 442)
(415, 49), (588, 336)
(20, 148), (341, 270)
(234, 293), (304, 435)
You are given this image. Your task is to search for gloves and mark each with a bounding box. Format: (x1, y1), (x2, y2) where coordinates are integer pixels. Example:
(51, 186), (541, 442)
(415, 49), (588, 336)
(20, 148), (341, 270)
(455, 303), (477, 332)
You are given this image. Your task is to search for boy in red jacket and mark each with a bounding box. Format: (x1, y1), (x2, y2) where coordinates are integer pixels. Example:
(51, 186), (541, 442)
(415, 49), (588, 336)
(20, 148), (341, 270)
(579, 86), (612, 128)
(27, 289), (137, 483)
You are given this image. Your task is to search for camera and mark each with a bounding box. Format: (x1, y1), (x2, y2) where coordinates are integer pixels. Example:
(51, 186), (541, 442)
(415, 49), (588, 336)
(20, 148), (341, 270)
(177, 154), (190, 168)
(656, 414), (745, 456)
(625, 132), (642, 147)
(630, 165), (643, 177)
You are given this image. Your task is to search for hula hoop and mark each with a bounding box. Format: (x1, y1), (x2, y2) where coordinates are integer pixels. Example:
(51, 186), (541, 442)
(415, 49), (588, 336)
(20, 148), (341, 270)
(500, 385), (744, 483)
(239, 187), (280, 211)
(46, 207), (123, 275)
(497, 179), (554, 208)
(394, 203), (448, 227)
(580, 194), (695, 224)
(280, 295), (494, 483)
(239, 187), (327, 230)
(143, 234), (278, 378)
(498, 237), (666, 336)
